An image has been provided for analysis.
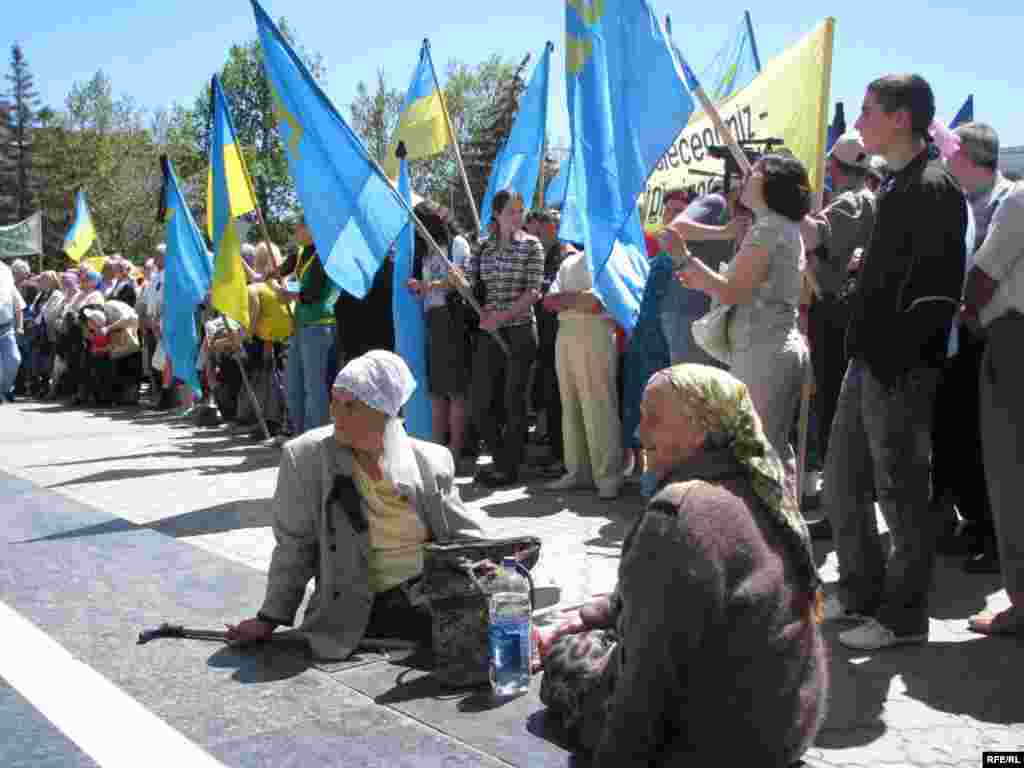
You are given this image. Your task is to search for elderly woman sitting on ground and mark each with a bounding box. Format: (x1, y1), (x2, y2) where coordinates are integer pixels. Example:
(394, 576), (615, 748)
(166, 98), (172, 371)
(227, 350), (480, 659)
(536, 364), (828, 767)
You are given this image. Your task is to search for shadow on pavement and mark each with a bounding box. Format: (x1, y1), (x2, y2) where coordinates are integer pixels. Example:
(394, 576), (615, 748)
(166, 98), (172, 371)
(18, 498), (274, 543)
(817, 631), (1024, 750)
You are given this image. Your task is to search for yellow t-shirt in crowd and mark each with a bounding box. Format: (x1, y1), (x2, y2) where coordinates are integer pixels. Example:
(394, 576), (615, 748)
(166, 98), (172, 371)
(250, 282), (294, 342)
(352, 462), (430, 594)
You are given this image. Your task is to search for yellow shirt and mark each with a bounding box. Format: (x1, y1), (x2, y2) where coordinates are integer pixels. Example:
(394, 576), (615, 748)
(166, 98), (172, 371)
(352, 462), (430, 593)
(250, 282), (294, 342)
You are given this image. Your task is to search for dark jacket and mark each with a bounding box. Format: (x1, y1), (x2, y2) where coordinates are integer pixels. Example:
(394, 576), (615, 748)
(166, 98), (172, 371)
(334, 257), (394, 365)
(593, 452), (828, 768)
(846, 149), (967, 385)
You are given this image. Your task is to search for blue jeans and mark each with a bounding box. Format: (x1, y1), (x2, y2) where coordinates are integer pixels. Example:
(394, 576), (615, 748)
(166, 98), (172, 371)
(0, 329), (22, 397)
(285, 324), (334, 435)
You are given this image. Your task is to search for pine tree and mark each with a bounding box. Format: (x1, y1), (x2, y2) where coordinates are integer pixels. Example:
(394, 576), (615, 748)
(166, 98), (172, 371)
(6, 43), (41, 220)
(0, 100), (16, 223)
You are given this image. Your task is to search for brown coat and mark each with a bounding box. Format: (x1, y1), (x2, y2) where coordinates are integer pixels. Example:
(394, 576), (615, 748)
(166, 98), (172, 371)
(593, 459), (828, 768)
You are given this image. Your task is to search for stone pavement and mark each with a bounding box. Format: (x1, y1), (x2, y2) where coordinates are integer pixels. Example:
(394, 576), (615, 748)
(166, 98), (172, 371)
(0, 399), (1021, 767)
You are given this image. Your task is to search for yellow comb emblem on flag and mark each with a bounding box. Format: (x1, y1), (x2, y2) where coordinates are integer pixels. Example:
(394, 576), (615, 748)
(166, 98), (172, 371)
(271, 85), (304, 157)
(566, 0), (604, 74)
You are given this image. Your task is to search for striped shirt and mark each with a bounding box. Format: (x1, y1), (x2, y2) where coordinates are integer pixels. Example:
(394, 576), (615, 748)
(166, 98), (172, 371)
(465, 233), (545, 328)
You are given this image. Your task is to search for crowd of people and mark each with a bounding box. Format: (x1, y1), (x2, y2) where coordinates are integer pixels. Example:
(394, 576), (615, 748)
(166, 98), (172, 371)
(3, 71), (1023, 764)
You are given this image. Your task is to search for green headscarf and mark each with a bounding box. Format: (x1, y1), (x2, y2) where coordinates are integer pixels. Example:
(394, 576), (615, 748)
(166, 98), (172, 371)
(656, 364), (820, 596)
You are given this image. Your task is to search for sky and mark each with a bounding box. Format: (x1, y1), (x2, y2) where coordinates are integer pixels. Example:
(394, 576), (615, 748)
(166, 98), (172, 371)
(10, 0), (1024, 152)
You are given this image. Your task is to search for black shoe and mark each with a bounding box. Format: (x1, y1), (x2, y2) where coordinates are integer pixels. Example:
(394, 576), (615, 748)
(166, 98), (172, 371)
(476, 468), (519, 488)
(963, 551), (1001, 575)
(806, 516), (833, 541)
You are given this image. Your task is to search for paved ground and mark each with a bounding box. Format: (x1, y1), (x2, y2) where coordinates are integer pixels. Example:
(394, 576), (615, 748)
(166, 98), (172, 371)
(0, 398), (1021, 767)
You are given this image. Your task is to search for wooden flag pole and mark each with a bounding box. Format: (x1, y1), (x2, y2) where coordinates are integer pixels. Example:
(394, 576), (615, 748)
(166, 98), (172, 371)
(423, 39), (483, 235)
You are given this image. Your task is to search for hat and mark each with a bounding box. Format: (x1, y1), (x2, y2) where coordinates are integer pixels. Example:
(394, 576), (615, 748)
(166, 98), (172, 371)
(332, 350), (416, 418)
(828, 132), (872, 169)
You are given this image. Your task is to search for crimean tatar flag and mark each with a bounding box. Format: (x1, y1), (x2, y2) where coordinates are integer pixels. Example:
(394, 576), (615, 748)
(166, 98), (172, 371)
(383, 41), (450, 179)
(63, 190), (98, 263)
(208, 75), (257, 329)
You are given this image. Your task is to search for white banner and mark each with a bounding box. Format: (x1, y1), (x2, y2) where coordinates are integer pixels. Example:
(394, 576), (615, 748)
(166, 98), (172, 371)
(0, 212), (43, 258)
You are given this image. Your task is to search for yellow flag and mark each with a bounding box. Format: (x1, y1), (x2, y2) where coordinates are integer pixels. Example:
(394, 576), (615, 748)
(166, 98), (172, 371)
(211, 219), (249, 329)
(383, 45), (451, 178)
(209, 75), (257, 329)
(63, 190), (98, 263)
(644, 19), (835, 223)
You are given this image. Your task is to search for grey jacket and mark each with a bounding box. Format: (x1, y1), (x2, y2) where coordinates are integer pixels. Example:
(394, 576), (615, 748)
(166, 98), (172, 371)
(260, 426), (481, 659)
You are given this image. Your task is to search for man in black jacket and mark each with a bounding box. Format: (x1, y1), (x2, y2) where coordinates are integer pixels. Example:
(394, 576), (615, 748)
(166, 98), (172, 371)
(823, 74), (968, 650)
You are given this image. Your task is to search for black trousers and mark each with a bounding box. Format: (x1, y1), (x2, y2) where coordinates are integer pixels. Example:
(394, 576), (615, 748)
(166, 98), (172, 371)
(365, 579), (432, 645)
(932, 328), (992, 533)
(470, 324), (538, 476)
(808, 295), (850, 462)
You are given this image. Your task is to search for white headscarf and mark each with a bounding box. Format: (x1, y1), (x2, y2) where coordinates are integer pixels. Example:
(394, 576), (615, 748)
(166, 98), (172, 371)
(333, 350), (420, 489)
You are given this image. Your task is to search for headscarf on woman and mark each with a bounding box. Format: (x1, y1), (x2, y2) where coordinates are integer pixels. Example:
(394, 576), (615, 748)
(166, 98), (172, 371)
(332, 350), (420, 489)
(655, 363), (821, 601)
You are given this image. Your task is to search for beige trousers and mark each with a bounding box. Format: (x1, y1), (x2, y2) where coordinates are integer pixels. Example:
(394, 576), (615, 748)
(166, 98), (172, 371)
(555, 316), (622, 484)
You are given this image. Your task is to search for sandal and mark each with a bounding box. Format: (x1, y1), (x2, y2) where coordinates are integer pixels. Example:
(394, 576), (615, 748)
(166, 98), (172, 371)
(967, 608), (1023, 635)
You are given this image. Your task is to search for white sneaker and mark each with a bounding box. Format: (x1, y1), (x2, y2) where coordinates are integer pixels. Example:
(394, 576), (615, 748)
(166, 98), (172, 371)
(597, 478), (621, 500)
(838, 618), (927, 650)
(822, 594), (869, 623)
(544, 473), (591, 492)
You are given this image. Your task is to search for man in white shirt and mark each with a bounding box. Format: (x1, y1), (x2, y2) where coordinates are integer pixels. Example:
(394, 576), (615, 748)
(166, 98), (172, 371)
(960, 128), (1024, 635)
(541, 245), (622, 500)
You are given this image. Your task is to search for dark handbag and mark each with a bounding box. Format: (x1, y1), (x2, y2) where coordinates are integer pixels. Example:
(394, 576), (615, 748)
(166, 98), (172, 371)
(421, 536), (541, 688)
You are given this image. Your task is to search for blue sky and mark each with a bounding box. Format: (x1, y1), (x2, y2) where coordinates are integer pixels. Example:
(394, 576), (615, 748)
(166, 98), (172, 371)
(11, 0), (1023, 149)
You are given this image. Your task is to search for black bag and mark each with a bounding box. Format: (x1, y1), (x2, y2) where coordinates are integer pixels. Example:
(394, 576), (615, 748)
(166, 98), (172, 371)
(421, 536), (541, 688)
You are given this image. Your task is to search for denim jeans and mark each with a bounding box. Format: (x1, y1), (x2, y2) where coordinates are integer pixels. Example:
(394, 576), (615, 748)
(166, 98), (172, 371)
(285, 323), (334, 435)
(0, 328), (22, 397)
(824, 360), (940, 635)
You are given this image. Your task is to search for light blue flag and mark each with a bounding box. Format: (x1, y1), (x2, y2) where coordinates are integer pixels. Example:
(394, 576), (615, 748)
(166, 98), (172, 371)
(698, 11), (761, 103)
(391, 158), (432, 441)
(160, 156), (213, 396)
(950, 95), (973, 129)
(480, 43), (552, 228)
(252, 0), (408, 299)
(560, 0), (694, 331)
(544, 151), (570, 208)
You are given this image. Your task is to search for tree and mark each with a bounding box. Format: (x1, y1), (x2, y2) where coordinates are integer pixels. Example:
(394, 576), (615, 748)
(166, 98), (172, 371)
(181, 17), (326, 234)
(6, 43), (41, 220)
(350, 69), (403, 167)
(0, 101), (16, 223)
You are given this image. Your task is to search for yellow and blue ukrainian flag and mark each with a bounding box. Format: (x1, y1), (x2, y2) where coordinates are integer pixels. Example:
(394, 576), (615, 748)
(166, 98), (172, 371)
(383, 42), (450, 179)
(698, 11), (761, 105)
(62, 190), (97, 263)
(251, 0), (409, 299)
(160, 155), (213, 396)
(480, 42), (552, 229)
(208, 75), (257, 330)
(560, 0), (694, 331)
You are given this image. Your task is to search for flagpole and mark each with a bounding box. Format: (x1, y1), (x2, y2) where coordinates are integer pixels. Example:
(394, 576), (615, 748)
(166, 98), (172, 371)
(423, 39), (483, 235)
(390, 143), (509, 356)
(666, 16), (751, 176)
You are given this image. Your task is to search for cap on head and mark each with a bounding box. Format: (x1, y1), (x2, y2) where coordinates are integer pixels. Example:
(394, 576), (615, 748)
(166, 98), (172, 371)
(828, 132), (872, 170)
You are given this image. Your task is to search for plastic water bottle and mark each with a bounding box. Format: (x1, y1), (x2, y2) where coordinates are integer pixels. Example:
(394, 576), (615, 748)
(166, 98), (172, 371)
(488, 557), (532, 696)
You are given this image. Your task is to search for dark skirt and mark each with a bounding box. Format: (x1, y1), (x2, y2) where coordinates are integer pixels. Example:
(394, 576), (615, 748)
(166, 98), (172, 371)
(539, 629), (619, 752)
(426, 305), (469, 398)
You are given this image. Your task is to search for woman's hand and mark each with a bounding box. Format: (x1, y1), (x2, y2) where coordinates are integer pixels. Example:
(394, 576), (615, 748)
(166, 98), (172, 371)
(224, 618), (275, 646)
(478, 310), (501, 332)
(676, 257), (715, 294)
(406, 278), (424, 297)
(532, 611), (586, 671)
